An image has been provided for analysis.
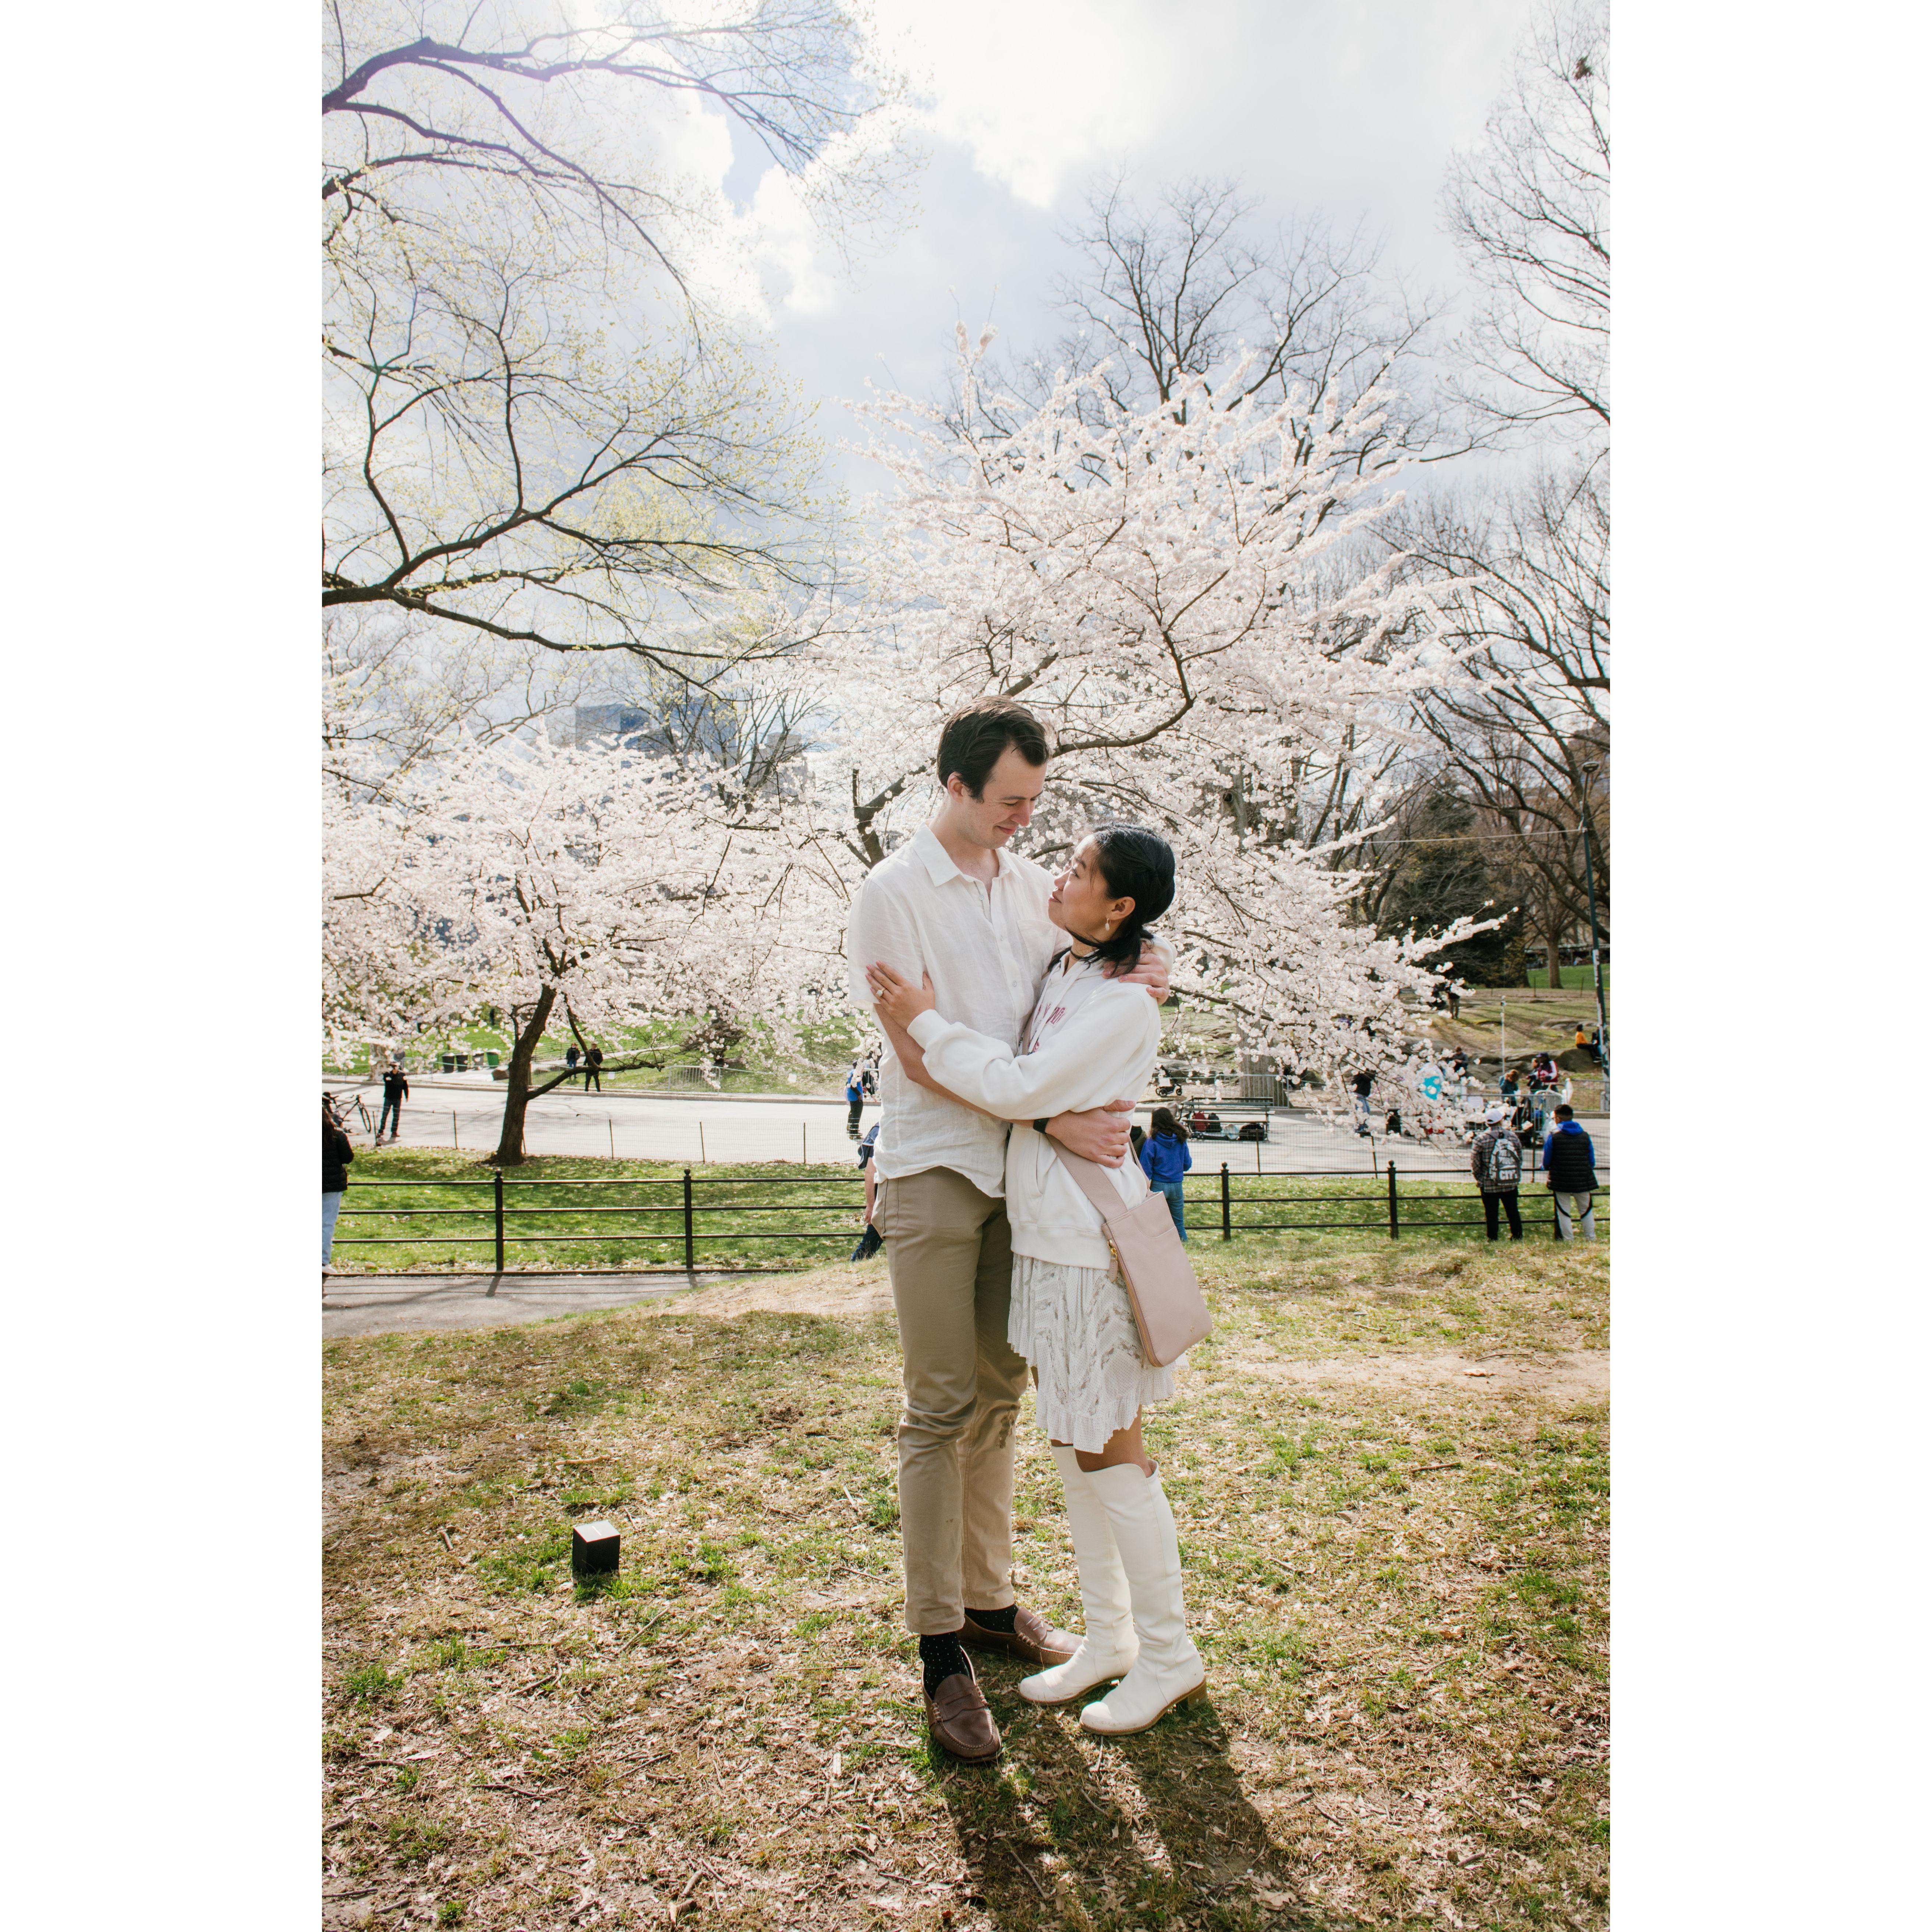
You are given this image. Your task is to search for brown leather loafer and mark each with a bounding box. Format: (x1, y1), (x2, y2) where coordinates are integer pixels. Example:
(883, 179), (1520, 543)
(958, 1604), (1079, 1670)
(924, 1656), (1002, 1764)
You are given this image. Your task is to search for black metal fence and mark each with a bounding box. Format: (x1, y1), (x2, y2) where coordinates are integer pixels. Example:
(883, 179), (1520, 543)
(1202, 1162), (1609, 1242)
(332, 1164), (1609, 1274)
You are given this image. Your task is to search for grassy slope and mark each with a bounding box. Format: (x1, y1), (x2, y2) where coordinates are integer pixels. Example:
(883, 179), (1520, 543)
(325, 1015), (871, 1097)
(323, 1235), (1608, 1929)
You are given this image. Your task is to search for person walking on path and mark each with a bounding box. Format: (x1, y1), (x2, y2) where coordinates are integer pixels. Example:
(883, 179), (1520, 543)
(565, 1044), (580, 1081)
(376, 1061), (409, 1143)
(323, 1097), (354, 1275)
(852, 1121), (883, 1260)
(845, 698), (1171, 1767)
(845, 1062), (867, 1137)
(584, 1044), (603, 1093)
(1351, 1068), (1374, 1135)
(1137, 1107), (1192, 1242)
(1469, 1103), (1524, 1241)
(1542, 1103), (1599, 1240)
(868, 822), (1206, 1745)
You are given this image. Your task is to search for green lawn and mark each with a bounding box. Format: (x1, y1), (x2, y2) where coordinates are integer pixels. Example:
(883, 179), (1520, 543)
(323, 1235), (1608, 1928)
(328, 1150), (1608, 1274)
(324, 1015), (873, 1098)
(332, 1150), (873, 1273)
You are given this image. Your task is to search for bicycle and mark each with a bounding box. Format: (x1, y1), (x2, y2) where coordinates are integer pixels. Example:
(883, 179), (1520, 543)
(326, 1088), (377, 1135)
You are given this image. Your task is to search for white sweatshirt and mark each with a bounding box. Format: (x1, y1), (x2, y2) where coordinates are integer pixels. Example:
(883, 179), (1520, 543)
(905, 953), (1162, 1269)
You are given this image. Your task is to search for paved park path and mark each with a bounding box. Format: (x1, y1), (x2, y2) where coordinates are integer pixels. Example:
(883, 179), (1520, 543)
(327, 1071), (1609, 1176)
(322, 1268), (740, 1340)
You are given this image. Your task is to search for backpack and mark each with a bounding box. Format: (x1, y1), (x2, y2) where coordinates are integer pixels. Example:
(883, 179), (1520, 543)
(1484, 1129), (1523, 1188)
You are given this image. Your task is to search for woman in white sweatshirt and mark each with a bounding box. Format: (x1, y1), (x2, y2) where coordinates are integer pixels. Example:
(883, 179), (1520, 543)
(865, 825), (1205, 1737)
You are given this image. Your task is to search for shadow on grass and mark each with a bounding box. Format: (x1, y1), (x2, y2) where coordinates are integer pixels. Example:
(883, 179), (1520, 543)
(930, 1659), (1366, 1932)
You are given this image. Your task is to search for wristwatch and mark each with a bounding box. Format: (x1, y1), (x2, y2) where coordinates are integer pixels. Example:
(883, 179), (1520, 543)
(1033, 1117), (1052, 1135)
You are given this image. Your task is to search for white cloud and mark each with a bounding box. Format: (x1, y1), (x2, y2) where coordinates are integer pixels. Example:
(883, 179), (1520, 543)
(746, 167), (843, 318)
(870, 0), (1174, 208)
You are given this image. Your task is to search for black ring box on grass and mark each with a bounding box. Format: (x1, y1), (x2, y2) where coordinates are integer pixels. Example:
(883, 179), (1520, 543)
(571, 1520), (620, 1577)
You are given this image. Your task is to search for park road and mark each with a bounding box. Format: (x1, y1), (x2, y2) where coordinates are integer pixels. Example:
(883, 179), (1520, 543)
(326, 1072), (1610, 1176)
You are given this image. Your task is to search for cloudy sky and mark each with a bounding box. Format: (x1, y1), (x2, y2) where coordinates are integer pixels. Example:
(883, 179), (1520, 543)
(705, 0), (1545, 492)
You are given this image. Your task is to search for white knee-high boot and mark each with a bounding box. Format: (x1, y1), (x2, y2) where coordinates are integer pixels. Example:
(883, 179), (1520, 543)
(1078, 1462), (1205, 1735)
(1019, 1446), (1139, 1705)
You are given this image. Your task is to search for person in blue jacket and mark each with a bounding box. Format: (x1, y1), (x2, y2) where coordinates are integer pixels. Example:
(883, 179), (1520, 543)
(1540, 1104), (1599, 1240)
(1137, 1106), (1193, 1242)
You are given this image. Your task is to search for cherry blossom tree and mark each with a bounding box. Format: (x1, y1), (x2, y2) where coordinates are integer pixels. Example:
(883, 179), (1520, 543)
(323, 329), (1501, 1150)
(792, 334), (1489, 1124)
(323, 706), (850, 1162)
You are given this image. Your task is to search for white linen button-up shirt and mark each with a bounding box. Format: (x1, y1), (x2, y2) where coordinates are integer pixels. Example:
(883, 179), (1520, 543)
(844, 823), (1060, 1196)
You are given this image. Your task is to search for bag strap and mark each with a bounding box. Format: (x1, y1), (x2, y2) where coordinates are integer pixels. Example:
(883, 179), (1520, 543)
(1048, 1142), (1132, 1225)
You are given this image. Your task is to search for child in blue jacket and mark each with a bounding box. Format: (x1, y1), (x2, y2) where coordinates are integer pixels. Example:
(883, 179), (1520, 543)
(1137, 1106), (1193, 1242)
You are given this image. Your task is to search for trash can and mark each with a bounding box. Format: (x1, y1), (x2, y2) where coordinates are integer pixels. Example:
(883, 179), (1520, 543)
(440, 1053), (456, 1073)
(454, 1052), (470, 1072)
(485, 1051), (500, 1069)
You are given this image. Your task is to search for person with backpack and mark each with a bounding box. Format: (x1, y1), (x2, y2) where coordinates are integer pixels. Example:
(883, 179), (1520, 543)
(1541, 1103), (1599, 1240)
(1350, 1068), (1374, 1135)
(1470, 1102), (1524, 1241)
(1137, 1107), (1193, 1242)
(584, 1044), (603, 1092)
(846, 1062), (867, 1137)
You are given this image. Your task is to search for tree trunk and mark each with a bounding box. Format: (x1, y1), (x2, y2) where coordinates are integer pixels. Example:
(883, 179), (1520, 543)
(1545, 917), (1566, 991)
(492, 983), (557, 1166)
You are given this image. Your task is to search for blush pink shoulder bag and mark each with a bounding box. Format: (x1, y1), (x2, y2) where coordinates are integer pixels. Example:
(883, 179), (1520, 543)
(1051, 1147), (1213, 1367)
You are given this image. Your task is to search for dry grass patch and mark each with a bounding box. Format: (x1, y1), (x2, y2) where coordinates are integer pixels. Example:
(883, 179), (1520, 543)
(323, 1235), (1607, 1930)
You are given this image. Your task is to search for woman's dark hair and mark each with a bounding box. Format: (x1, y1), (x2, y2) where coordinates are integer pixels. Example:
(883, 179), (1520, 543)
(1149, 1105), (1188, 1141)
(936, 698), (1052, 797)
(1082, 822), (1176, 972)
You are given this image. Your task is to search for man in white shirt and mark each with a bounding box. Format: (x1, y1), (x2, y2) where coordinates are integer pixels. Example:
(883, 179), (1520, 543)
(846, 697), (1169, 1764)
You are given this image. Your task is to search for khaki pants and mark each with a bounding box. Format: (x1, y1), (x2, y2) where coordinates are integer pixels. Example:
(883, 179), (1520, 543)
(874, 1167), (1029, 1635)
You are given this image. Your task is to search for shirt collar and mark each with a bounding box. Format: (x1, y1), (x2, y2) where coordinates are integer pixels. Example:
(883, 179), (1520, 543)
(914, 821), (1011, 888)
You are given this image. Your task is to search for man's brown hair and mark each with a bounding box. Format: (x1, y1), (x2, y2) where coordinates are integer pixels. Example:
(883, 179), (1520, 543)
(935, 697), (1051, 798)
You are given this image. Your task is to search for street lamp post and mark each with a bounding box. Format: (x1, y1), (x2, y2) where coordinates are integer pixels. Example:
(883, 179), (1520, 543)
(1578, 764), (1609, 1104)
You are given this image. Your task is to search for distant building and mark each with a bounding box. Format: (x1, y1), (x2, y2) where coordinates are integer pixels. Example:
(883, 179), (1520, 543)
(572, 702), (811, 799)
(573, 703), (662, 751)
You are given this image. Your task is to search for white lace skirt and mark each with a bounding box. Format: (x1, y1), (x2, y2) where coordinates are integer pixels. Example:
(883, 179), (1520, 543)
(1008, 1255), (1182, 1454)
